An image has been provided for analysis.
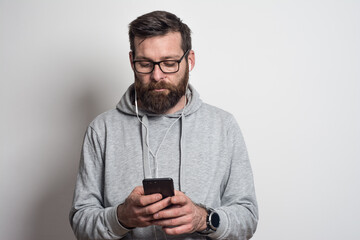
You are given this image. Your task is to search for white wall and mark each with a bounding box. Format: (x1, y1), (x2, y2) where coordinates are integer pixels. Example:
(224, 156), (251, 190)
(1, 1), (359, 239)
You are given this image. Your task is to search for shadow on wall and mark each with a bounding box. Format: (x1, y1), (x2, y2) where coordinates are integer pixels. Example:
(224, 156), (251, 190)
(26, 71), (129, 240)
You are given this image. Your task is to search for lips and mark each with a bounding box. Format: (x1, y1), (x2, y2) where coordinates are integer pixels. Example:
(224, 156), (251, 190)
(150, 87), (169, 91)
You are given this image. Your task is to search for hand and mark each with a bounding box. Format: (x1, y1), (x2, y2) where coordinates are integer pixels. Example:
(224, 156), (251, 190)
(151, 190), (208, 235)
(117, 186), (172, 228)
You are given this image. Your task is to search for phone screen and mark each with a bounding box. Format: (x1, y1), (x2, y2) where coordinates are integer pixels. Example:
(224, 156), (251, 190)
(142, 178), (174, 198)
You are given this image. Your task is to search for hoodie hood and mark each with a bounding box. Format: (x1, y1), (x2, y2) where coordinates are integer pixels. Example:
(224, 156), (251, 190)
(116, 83), (202, 118)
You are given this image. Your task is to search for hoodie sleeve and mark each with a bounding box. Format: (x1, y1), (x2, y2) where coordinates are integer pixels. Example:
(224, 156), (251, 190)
(69, 126), (131, 239)
(209, 115), (259, 240)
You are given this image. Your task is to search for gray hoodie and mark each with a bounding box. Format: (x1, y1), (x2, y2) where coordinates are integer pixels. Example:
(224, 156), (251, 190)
(70, 84), (258, 240)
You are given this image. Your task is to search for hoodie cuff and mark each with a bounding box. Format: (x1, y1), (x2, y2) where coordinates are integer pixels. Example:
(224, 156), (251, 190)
(105, 206), (133, 237)
(207, 209), (228, 239)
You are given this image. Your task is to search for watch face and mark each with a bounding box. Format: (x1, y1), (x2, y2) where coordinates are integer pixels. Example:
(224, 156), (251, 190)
(210, 212), (220, 229)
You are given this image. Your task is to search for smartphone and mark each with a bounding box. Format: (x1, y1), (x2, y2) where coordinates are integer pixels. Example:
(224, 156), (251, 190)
(142, 177), (174, 199)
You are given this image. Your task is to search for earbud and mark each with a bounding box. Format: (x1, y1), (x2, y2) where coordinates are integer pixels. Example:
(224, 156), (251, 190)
(189, 63), (192, 71)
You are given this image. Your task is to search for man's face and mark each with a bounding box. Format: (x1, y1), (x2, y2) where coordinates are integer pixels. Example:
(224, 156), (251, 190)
(131, 32), (192, 114)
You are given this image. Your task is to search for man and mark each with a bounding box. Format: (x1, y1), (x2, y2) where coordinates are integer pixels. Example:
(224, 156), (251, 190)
(70, 10), (258, 240)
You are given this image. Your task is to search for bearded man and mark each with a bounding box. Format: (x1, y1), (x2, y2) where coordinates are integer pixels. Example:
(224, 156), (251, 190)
(70, 10), (258, 240)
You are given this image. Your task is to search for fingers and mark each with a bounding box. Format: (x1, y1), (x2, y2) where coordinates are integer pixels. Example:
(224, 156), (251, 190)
(129, 193), (172, 217)
(152, 213), (198, 235)
(132, 185), (145, 195)
(141, 197), (172, 215)
(130, 186), (163, 207)
(152, 214), (190, 227)
(118, 186), (173, 228)
(133, 193), (162, 207)
(150, 192), (207, 235)
(153, 191), (193, 220)
(153, 204), (184, 220)
(167, 190), (187, 205)
(163, 224), (195, 235)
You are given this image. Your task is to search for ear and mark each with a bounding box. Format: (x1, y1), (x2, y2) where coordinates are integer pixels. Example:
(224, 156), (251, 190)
(187, 50), (195, 71)
(129, 51), (134, 70)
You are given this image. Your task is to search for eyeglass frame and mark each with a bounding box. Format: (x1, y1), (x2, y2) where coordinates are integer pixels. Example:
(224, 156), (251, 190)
(132, 49), (190, 74)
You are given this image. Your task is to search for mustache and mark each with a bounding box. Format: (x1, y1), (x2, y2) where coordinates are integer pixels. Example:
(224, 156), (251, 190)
(147, 81), (176, 91)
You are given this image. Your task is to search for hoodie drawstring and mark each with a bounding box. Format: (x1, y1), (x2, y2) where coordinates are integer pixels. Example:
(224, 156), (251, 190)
(179, 114), (185, 192)
(141, 115), (151, 179)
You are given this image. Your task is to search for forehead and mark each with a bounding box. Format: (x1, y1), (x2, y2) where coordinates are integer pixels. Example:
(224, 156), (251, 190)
(134, 32), (183, 59)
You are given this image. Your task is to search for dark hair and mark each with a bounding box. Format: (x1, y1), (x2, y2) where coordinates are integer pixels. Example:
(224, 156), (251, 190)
(129, 11), (192, 57)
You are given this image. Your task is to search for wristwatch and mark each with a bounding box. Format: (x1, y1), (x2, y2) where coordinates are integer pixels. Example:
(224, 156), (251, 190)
(199, 207), (220, 235)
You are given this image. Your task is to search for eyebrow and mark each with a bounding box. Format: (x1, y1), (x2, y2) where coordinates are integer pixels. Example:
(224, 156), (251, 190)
(134, 54), (182, 61)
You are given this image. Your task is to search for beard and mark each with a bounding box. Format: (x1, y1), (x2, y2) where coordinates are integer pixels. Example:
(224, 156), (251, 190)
(135, 67), (189, 114)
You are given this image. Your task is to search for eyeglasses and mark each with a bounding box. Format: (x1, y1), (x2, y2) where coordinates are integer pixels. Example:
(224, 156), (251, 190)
(133, 50), (189, 74)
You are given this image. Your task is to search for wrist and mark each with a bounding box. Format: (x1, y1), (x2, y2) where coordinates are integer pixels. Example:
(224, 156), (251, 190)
(196, 204), (220, 235)
(196, 205), (208, 232)
(116, 204), (135, 230)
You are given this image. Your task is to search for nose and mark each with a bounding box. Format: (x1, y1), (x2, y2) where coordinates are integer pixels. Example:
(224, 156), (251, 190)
(151, 64), (166, 81)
